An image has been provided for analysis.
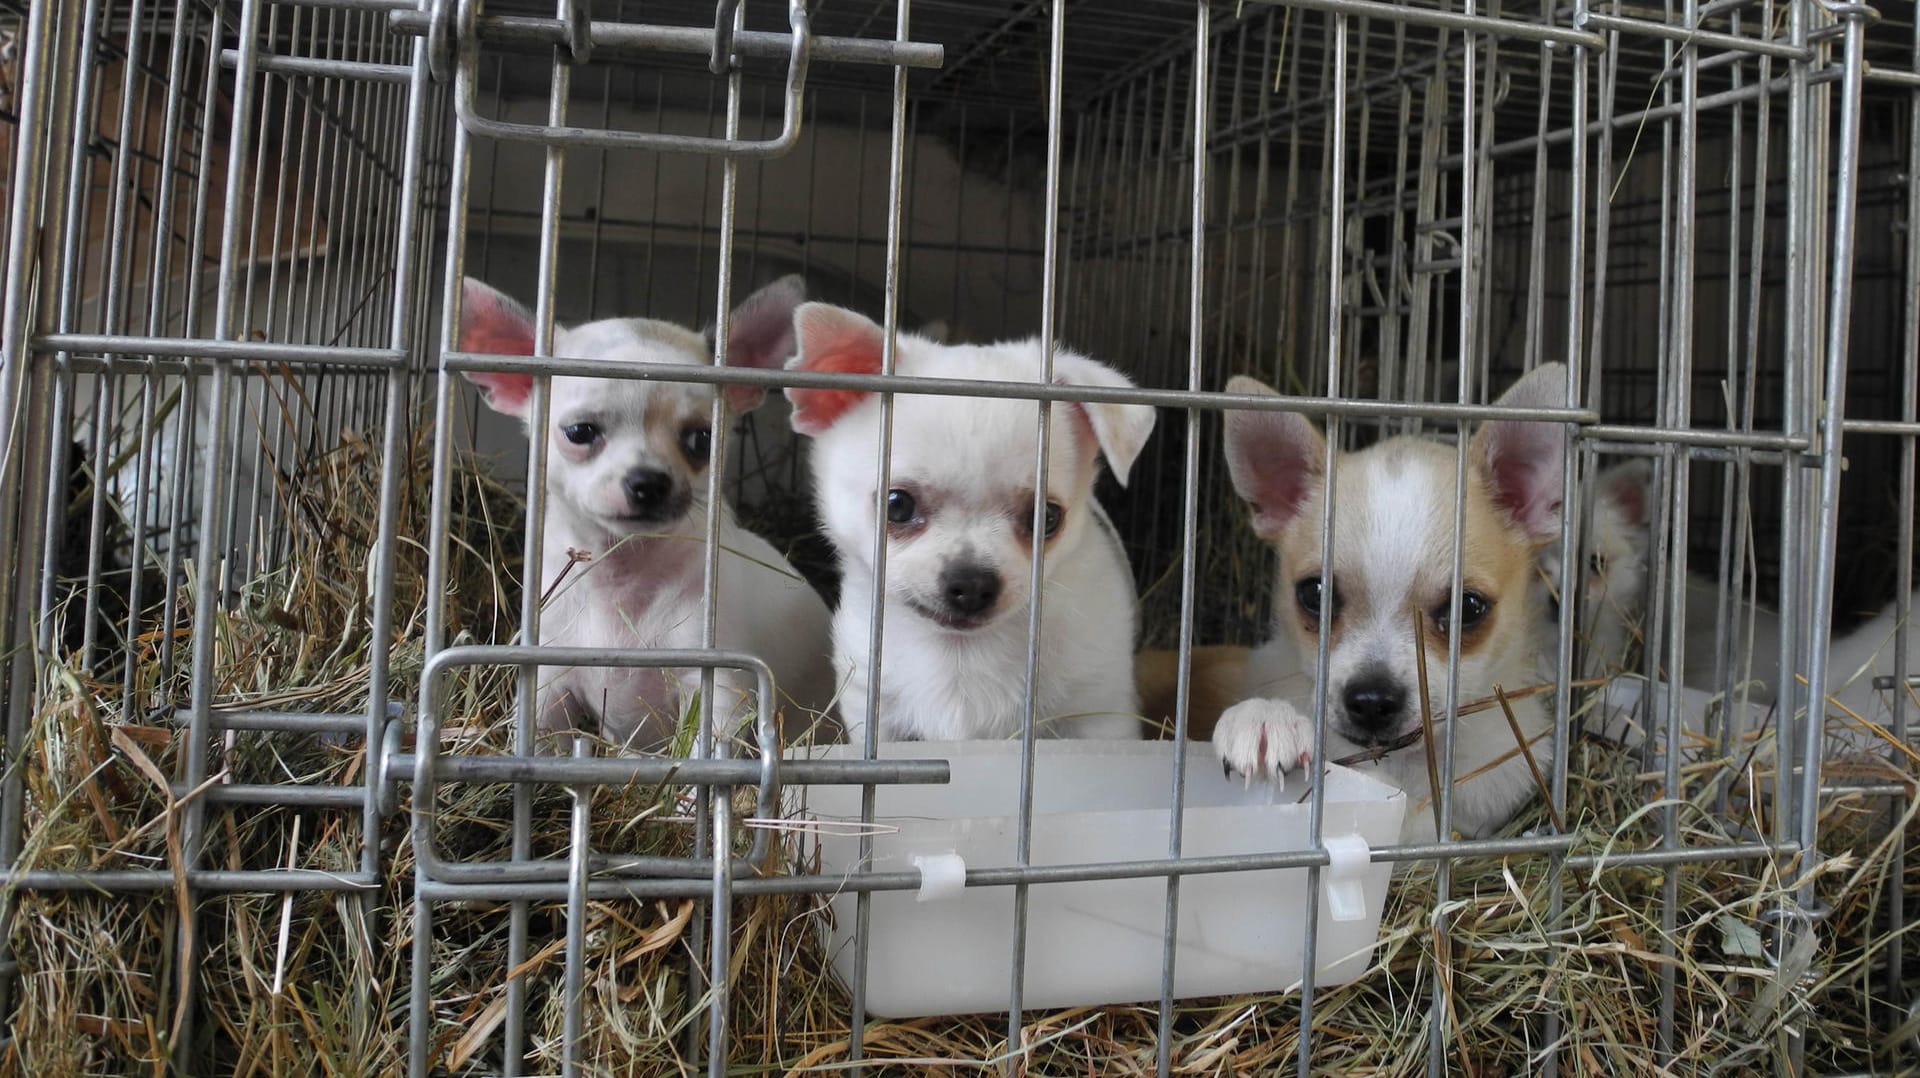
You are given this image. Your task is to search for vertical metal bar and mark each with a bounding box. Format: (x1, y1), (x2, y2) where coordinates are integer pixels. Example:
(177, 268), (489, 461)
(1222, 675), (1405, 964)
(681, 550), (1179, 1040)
(1299, 10), (1346, 1078)
(160, 1), (230, 687)
(79, 0), (151, 673)
(848, 3), (914, 1071)
(416, 14), (484, 1076)
(1539, 4), (1590, 1073)
(697, 3), (751, 1070)
(502, 8), (576, 1067)
(1006, 0), (1068, 1063)
(1654, 0), (1702, 1054)
(177, 0), (269, 1066)
(1429, 7), (1475, 1073)
(0, 0), (82, 1024)
(562, 739), (590, 1076)
(1156, 10), (1209, 1075)
(1795, 12), (1867, 1072)
(365, 0), (431, 898)
(1888, 0), (1920, 1022)
(1772, 9), (1811, 1059)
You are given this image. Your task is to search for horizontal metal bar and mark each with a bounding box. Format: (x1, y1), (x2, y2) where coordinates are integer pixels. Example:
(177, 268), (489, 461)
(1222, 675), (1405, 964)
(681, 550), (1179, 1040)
(221, 49), (413, 84)
(9, 869), (378, 893)
(209, 710), (369, 733)
(428, 853), (741, 884)
(1579, 12), (1810, 59)
(1238, 0), (1606, 48)
(1843, 418), (1920, 435)
(1698, 0), (1763, 16)
(1578, 438), (1810, 468)
(1468, 64), (1847, 166)
(38, 334), (406, 369)
(403, 754), (951, 788)
(1864, 64), (1920, 88)
(1820, 784), (1908, 798)
(415, 837), (1801, 902)
(387, 9), (942, 69)
(268, 0), (413, 8)
(175, 783), (366, 808)
(440, 351), (1599, 426)
(1560, 842), (1784, 870)
(1583, 423), (1812, 451)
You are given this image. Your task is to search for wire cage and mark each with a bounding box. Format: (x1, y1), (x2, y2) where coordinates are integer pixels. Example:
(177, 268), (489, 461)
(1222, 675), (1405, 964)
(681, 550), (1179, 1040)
(0, 0), (1916, 1074)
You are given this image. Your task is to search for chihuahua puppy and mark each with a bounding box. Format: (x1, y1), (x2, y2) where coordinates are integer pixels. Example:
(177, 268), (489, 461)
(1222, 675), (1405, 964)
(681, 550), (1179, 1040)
(458, 276), (835, 751)
(1213, 363), (1571, 842)
(1540, 458), (1655, 676)
(785, 304), (1157, 743)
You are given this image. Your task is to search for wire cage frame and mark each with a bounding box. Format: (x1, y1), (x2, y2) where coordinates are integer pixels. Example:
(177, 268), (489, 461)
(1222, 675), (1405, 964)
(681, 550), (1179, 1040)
(0, 0), (1914, 1075)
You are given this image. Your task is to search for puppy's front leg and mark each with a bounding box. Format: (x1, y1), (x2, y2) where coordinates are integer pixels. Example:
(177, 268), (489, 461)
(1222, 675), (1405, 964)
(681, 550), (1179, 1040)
(1212, 697), (1318, 783)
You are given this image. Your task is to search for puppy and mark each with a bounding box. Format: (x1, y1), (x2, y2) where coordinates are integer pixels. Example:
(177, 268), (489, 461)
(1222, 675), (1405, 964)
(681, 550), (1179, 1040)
(784, 304), (1157, 743)
(1213, 363), (1571, 842)
(1539, 458), (1654, 676)
(457, 276), (836, 751)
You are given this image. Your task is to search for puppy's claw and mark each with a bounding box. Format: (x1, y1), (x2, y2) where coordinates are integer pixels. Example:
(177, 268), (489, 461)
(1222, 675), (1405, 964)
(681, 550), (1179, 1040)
(1222, 757), (1233, 781)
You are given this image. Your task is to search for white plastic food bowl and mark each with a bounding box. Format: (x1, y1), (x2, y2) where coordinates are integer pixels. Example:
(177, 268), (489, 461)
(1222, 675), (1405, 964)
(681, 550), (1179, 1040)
(787, 739), (1406, 1018)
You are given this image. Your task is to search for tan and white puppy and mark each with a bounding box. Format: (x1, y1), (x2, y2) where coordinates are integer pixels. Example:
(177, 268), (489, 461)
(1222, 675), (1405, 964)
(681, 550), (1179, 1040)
(458, 276), (835, 751)
(1213, 363), (1571, 842)
(785, 304), (1157, 743)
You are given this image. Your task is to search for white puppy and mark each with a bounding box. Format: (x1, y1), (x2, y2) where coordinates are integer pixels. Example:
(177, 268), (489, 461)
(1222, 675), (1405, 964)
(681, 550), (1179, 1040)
(1213, 364), (1571, 842)
(458, 276), (836, 751)
(784, 304), (1157, 743)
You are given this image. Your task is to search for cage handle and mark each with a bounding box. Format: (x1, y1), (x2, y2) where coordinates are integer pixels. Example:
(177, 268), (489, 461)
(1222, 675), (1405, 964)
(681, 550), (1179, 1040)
(450, 0), (816, 159)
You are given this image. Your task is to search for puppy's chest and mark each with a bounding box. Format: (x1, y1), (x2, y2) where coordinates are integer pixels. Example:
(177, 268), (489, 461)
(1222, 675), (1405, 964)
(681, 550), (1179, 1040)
(880, 627), (1066, 738)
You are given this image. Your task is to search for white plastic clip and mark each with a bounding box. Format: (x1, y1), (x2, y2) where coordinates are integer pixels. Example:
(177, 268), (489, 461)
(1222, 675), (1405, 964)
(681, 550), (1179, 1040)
(1321, 834), (1372, 923)
(912, 851), (968, 903)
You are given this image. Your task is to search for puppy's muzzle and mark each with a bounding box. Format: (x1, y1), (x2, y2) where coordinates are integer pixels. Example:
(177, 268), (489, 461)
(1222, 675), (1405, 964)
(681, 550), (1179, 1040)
(621, 467), (685, 523)
(937, 563), (1002, 621)
(1341, 666), (1406, 738)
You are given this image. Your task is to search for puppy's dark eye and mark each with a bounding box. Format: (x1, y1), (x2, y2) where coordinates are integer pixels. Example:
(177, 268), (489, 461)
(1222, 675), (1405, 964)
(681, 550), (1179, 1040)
(1434, 591), (1492, 634)
(1043, 502), (1064, 538)
(1295, 576), (1330, 620)
(561, 422), (600, 446)
(1587, 552), (1606, 577)
(681, 426), (712, 463)
(886, 489), (917, 525)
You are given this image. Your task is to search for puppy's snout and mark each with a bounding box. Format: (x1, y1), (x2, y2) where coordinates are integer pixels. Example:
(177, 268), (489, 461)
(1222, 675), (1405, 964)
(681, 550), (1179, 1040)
(623, 468), (675, 516)
(1342, 668), (1406, 734)
(938, 563), (1002, 617)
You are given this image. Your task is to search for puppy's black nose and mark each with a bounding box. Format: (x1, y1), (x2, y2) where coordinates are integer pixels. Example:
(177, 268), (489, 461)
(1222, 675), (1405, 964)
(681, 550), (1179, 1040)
(623, 468), (675, 514)
(939, 564), (1002, 617)
(1342, 672), (1406, 733)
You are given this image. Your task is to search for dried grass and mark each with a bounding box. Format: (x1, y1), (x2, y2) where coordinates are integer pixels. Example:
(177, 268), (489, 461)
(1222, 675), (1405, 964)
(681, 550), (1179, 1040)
(4, 417), (1916, 1076)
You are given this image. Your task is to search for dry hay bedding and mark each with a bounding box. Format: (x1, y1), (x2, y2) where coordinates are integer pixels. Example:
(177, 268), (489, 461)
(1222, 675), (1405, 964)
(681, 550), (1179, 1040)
(5, 424), (1914, 1076)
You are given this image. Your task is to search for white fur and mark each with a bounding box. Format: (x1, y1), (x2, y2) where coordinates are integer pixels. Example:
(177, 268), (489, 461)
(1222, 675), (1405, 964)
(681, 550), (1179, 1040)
(1214, 364), (1570, 843)
(460, 278), (835, 752)
(1674, 584), (1920, 752)
(788, 305), (1157, 743)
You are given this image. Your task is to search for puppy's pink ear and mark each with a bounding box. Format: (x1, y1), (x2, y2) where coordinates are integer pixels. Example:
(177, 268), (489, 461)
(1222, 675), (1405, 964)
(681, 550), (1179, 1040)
(787, 303), (885, 435)
(457, 278), (537, 417)
(1051, 351), (1157, 487)
(719, 275), (807, 412)
(1222, 375), (1324, 539)
(1597, 457), (1654, 527)
(1469, 362), (1570, 544)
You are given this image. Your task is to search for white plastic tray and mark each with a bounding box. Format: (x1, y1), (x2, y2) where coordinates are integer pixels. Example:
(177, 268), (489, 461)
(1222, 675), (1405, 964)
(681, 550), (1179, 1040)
(787, 739), (1406, 1018)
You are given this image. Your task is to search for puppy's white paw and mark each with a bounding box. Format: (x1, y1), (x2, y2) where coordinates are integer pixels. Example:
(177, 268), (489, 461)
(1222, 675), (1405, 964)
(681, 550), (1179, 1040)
(1213, 697), (1317, 786)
